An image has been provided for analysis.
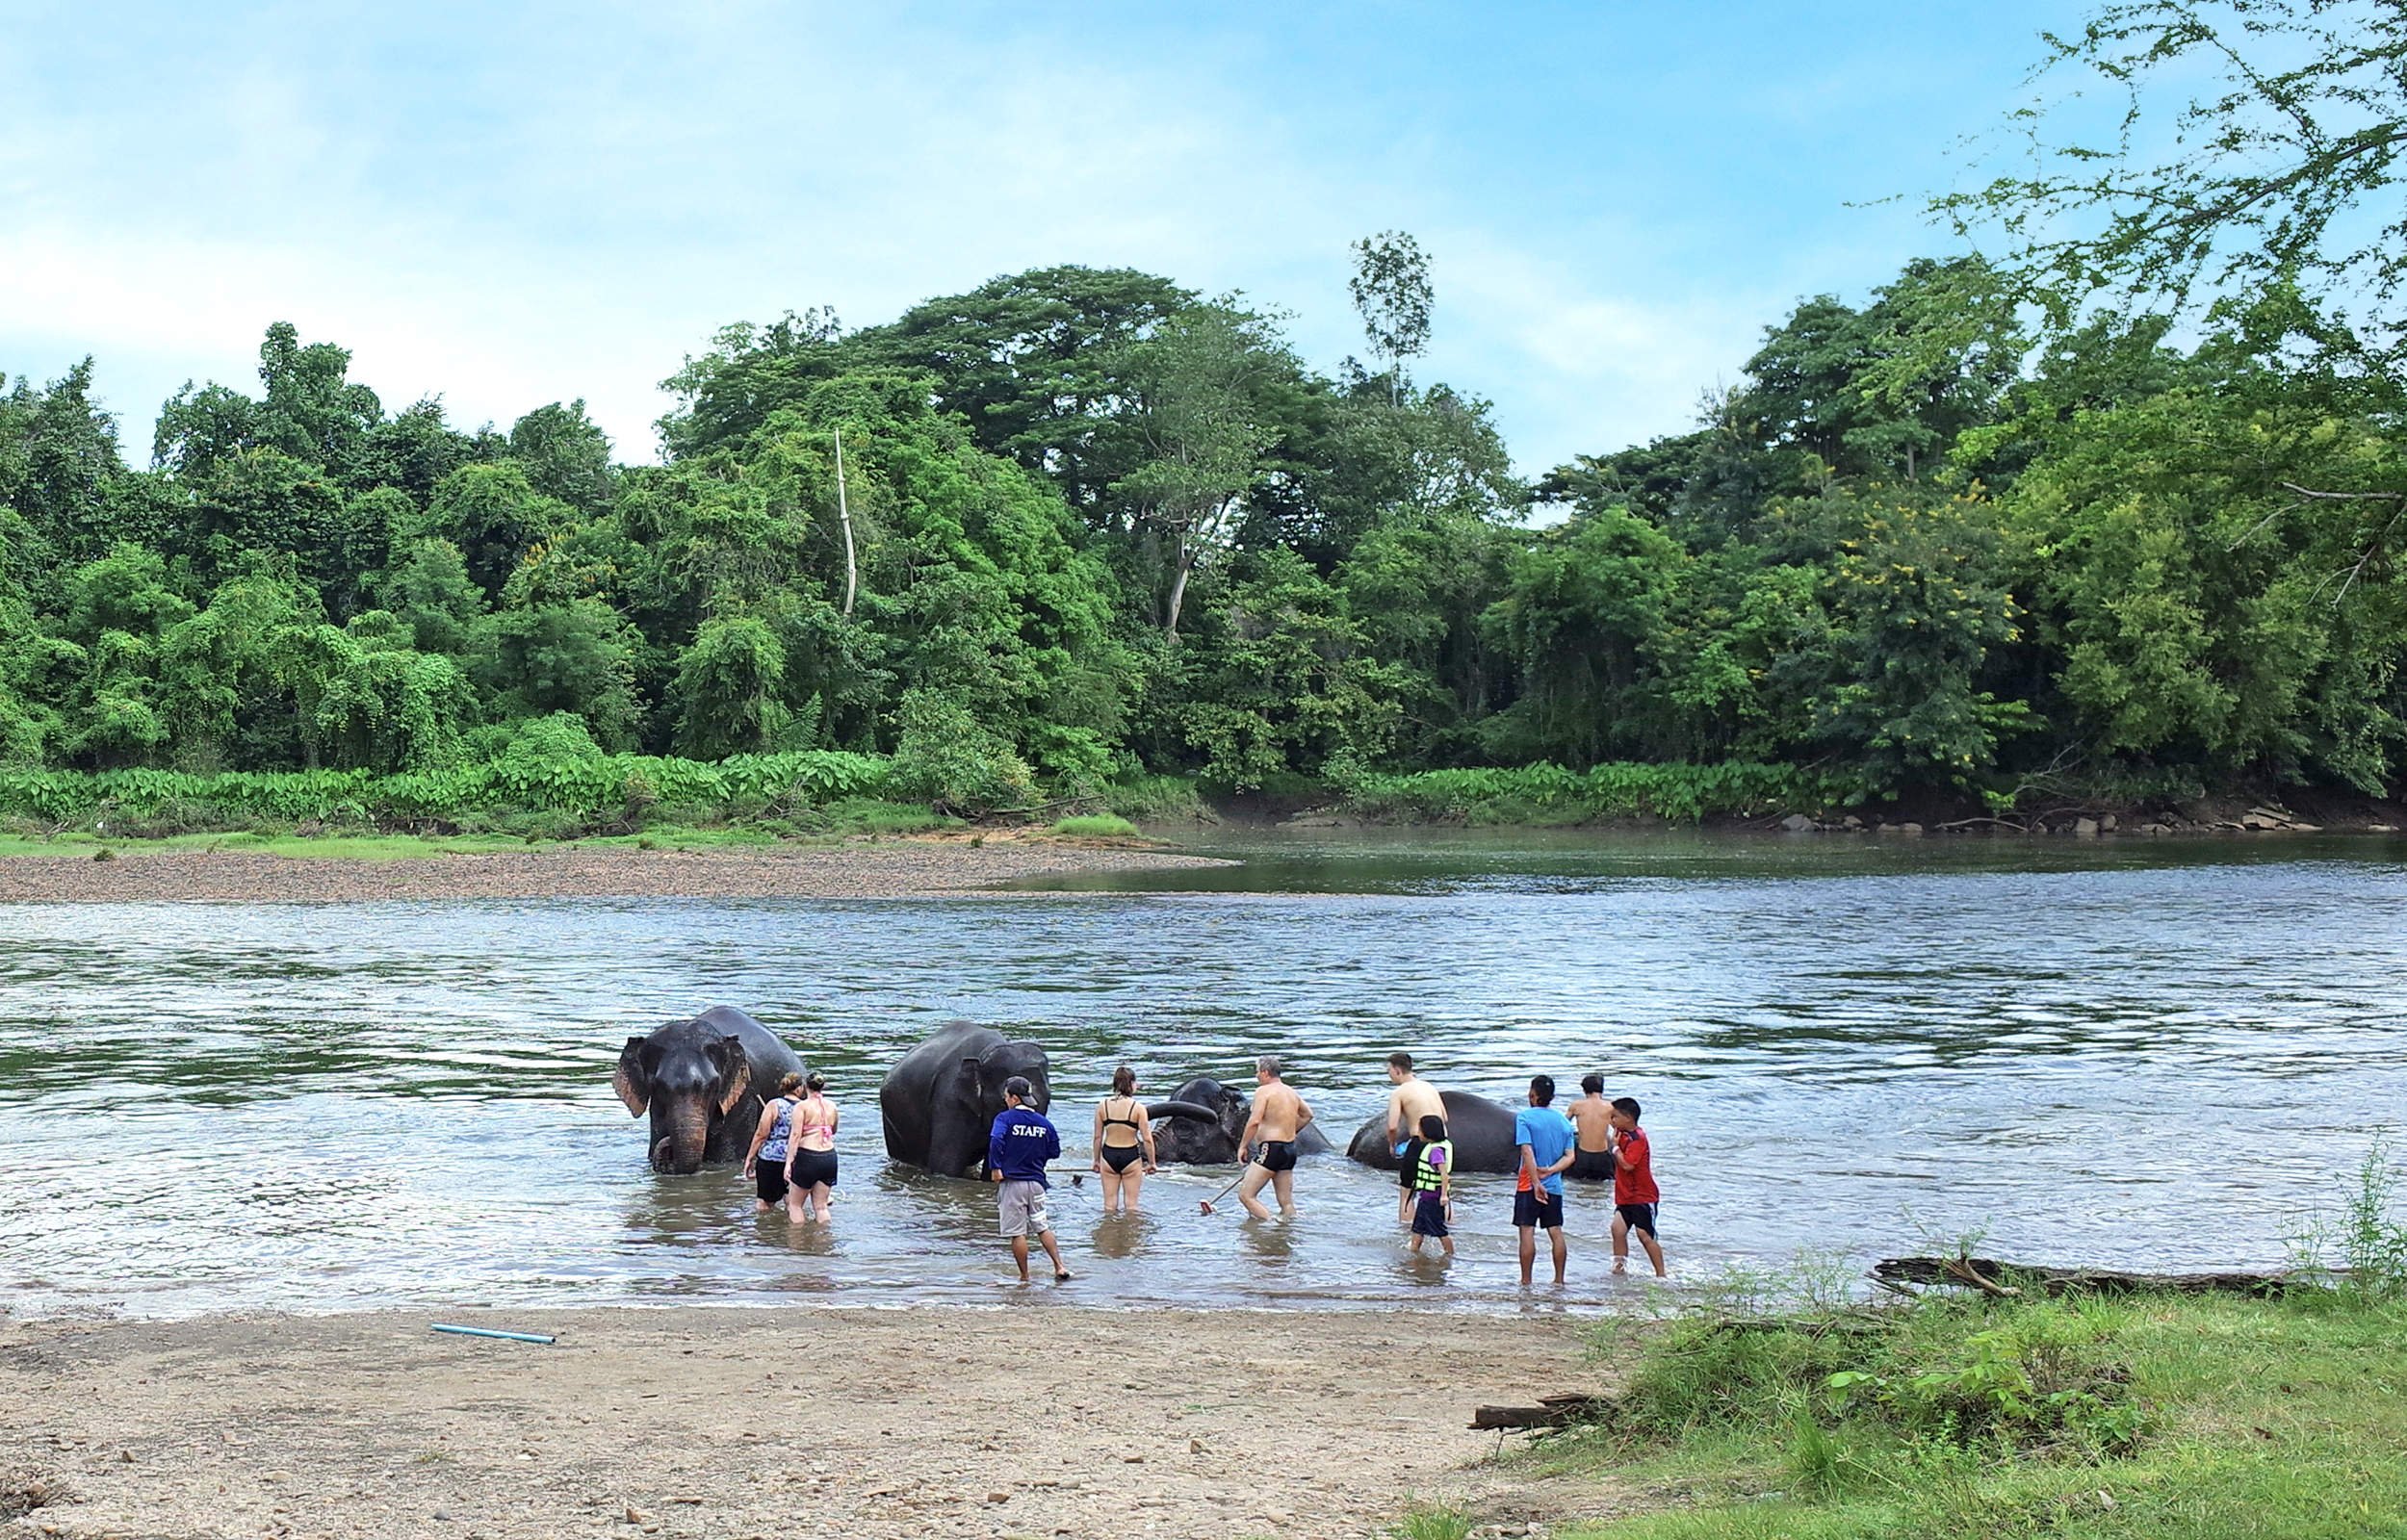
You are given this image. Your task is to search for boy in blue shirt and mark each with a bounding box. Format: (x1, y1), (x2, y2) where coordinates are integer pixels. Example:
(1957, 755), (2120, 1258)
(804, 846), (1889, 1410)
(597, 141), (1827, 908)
(1514, 1074), (1576, 1286)
(989, 1077), (1073, 1283)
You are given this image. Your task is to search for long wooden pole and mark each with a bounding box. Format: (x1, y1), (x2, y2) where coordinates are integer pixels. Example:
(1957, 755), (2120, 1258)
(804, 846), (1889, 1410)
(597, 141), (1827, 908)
(834, 425), (857, 617)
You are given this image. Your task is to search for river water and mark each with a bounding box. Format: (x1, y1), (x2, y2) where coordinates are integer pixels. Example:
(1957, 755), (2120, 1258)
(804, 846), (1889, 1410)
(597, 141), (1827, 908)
(3, 830), (2403, 1320)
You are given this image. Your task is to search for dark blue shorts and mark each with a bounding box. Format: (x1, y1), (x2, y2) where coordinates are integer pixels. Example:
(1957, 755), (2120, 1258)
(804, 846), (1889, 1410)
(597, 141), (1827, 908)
(1513, 1189), (1563, 1229)
(1617, 1202), (1657, 1237)
(1411, 1191), (1448, 1237)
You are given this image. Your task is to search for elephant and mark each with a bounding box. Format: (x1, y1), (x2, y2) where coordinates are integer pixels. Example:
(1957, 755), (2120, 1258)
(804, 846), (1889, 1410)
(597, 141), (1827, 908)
(1344, 1089), (1523, 1174)
(878, 1021), (1051, 1178)
(612, 1006), (804, 1174)
(1147, 1075), (1334, 1165)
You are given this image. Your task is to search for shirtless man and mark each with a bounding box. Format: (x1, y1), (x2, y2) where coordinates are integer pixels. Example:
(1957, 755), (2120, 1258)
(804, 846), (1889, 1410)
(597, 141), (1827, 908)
(1385, 1052), (1446, 1223)
(1566, 1072), (1618, 1183)
(1236, 1055), (1314, 1219)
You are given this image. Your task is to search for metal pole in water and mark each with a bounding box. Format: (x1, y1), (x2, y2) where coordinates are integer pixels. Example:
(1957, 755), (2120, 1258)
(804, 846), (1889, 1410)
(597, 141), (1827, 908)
(430, 1323), (556, 1345)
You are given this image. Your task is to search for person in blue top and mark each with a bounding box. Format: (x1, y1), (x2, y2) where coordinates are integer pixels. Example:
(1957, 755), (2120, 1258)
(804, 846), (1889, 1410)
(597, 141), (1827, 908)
(988, 1076), (1073, 1283)
(1514, 1074), (1577, 1286)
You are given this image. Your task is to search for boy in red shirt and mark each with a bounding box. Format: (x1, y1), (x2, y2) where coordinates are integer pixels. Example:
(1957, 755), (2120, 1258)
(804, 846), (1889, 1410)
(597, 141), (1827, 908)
(1606, 1096), (1665, 1276)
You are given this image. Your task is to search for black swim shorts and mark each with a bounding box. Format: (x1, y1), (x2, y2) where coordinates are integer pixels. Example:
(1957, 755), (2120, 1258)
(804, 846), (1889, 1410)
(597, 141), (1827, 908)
(788, 1147), (840, 1190)
(1254, 1140), (1298, 1173)
(1100, 1143), (1143, 1173)
(1411, 1190), (1449, 1238)
(1616, 1201), (1658, 1237)
(754, 1157), (791, 1204)
(1513, 1189), (1564, 1229)
(1567, 1147), (1616, 1182)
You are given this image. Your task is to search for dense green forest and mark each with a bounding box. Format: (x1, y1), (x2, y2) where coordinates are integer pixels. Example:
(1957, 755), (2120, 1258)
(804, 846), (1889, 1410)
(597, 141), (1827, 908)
(5, 5), (2406, 827)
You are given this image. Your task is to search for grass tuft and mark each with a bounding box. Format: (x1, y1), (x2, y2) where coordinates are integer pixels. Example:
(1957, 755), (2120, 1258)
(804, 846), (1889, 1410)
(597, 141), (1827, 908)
(1049, 813), (1141, 838)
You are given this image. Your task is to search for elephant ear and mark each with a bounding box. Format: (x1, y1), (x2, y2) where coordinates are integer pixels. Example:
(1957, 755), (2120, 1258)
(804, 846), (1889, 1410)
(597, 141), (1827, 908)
(612, 1036), (650, 1117)
(715, 1035), (753, 1116)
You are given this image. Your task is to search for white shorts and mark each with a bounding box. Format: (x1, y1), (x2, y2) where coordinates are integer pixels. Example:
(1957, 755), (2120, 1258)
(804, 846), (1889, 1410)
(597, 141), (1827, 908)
(997, 1179), (1051, 1238)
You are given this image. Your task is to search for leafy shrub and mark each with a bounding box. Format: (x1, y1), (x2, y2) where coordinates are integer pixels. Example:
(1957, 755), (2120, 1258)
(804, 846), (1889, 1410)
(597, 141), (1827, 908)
(0, 748), (890, 832)
(1340, 761), (1865, 824)
(1103, 774), (1212, 823)
(884, 689), (1036, 814)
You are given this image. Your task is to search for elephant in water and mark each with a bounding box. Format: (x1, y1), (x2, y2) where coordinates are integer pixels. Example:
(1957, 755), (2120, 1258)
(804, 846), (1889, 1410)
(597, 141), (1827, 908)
(1345, 1089), (1522, 1174)
(1147, 1075), (1334, 1165)
(879, 1021), (1050, 1178)
(612, 1006), (804, 1174)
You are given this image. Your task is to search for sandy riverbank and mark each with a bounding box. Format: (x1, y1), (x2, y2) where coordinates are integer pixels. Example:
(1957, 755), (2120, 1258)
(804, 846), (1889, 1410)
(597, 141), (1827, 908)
(0, 1305), (1616, 1540)
(0, 839), (1232, 904)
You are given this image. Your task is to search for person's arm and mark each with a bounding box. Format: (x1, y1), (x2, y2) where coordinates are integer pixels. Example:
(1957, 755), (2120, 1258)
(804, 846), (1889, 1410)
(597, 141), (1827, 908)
(1093, 1103), (1107, 1174)
(742, 1101), (775, 1173)
(988, 1114), (1008, 1182)
(1238, 1102), (1263, 1164)
(1385, 1089), (1402, 1145)
(1138, 1105), (1156, 1170)
(1518, 1140), (1539, 1188)
(1295, 1095), (1314, 1131)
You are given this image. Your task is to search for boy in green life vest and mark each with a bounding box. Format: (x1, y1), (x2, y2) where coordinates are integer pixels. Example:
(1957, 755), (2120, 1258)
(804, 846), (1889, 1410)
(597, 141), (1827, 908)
(1405, 1114), (1454, 1259)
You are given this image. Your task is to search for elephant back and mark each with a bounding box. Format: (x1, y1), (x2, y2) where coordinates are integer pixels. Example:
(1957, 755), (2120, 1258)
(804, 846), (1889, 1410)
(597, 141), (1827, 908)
(1345, 1089), (1521, 1173)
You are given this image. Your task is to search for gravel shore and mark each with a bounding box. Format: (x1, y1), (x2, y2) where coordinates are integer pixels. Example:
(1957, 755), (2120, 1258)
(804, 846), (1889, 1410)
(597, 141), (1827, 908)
(0, 1305), (1612, 1540)
(0, 838), (1233, 904)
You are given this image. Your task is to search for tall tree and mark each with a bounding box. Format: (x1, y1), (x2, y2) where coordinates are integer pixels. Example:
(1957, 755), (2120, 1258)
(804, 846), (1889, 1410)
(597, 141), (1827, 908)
(1111, 305), (1287, 639)
(1348, 231), (1434, 404)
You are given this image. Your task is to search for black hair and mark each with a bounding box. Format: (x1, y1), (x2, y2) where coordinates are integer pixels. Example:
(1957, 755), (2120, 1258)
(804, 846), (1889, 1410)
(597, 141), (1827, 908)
(1581, 1072), (1603, 1094)
(1529, 1074), (1556, 1106)
(1611, 1096), (1642, 1120)
(1387, 1051), (1413, 1071)
(805, 1070), (826, 1093)
(1418, 1113), (1446, 1140)
(1112, 1065), (1136, 1095)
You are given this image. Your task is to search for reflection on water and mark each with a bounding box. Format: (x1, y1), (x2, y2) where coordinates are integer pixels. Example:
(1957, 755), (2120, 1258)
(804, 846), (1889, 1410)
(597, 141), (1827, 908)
(3, 831), (2405, 1319)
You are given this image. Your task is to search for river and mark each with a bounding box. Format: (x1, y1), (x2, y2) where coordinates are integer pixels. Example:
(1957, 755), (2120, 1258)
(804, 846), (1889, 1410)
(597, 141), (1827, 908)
(3, 829), (2402, 1319)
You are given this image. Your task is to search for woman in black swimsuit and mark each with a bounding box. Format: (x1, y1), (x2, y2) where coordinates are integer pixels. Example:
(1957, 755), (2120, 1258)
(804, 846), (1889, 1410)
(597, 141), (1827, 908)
(1092, 1065), (1156, 1215)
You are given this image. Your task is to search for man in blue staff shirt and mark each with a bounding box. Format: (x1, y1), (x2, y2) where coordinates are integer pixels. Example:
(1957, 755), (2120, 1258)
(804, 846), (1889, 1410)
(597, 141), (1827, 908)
(989, 1076), (1073, 1283)
(1514, 1074), (1576, 1286)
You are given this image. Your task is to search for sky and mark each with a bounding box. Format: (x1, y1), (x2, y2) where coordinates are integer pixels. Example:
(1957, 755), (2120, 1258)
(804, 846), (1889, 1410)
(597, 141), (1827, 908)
(1, 0), (2094, 476)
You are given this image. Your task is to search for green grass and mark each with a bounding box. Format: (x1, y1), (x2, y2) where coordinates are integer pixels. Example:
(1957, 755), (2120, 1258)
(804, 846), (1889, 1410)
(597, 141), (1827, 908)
(1048, 813), (1142, 838)
(1532, 1289), (2407, 1540)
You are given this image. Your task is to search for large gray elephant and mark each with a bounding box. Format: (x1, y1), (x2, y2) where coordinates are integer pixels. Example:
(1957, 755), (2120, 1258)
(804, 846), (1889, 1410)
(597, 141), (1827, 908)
(878, 1021), (1050, 1178)
(1345, 1089), (1522, 1174)
(612, 1006), (804, 1174)
(1147, 1075), (1334, 1165)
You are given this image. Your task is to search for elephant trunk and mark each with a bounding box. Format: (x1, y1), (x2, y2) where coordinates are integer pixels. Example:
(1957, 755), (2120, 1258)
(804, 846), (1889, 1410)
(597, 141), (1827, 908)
(1147, 1101), (1225, 1123)
(657, 1101), (713, 1174)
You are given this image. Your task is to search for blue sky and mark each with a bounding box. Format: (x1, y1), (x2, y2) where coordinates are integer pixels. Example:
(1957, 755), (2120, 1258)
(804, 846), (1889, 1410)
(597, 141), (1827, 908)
(2, 1), (2090, 475)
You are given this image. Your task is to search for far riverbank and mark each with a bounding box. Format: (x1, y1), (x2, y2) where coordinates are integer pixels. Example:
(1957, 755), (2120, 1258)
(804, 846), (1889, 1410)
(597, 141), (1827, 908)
(0, 833), (1231, 903)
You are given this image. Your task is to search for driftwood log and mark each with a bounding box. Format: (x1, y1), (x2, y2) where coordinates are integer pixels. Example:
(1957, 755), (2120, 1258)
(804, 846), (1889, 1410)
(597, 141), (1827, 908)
(1876, 1256), (2302, 1297)
(1470, 1393), (1614, 1430)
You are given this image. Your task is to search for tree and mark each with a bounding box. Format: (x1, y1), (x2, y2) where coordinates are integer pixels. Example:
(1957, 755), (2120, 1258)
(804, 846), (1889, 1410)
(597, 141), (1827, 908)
(508, 399), (617, 515)
(1111, 304), (1288, 639)
(1348, 231), (1434, 404)
(854, 267), (1195, 522)
(1940, 0), (2407, 374)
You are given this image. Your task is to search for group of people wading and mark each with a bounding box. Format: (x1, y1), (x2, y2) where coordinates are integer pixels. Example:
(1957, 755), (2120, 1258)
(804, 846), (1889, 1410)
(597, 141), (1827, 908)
(740, 1052), (1665, 1286)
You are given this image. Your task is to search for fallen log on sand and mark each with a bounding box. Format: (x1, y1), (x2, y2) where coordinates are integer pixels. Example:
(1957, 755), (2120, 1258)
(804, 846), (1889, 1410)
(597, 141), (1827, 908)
(1470, 1393), (1614, 1430)
(1876, 1256), (2305, 1297)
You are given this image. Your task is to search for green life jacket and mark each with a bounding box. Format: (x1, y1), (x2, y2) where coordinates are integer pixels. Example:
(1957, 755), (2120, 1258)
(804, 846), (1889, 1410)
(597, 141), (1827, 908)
(1411, 1139), (1452, 1193)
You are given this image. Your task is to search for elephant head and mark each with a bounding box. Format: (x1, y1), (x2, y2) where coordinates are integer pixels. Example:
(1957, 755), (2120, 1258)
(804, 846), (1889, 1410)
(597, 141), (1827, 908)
(1147, 1076), (1250, 1164)
(965, 1039), (1050, 1123)
(614, 1017), (755, 1174)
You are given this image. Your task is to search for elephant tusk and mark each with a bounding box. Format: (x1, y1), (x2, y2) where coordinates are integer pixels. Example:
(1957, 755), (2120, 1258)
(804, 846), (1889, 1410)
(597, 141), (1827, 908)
(1146, 1101), (1225, 1123)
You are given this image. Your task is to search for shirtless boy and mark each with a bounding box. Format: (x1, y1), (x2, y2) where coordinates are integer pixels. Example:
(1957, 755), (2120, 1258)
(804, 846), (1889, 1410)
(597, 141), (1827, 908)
(1566, 1072), (1617, 1183)
(1384, 1052), (1445, 1223)
(1236, 1055), (1314, 1219)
